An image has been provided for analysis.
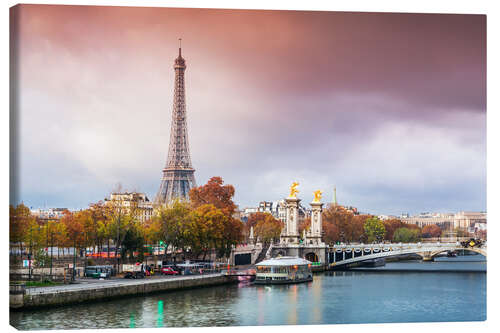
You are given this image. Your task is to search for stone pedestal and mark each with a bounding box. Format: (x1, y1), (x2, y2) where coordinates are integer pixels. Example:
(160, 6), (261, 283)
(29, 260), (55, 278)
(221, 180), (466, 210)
(280, 197), (300, 244)
(307, 201), (324, 246)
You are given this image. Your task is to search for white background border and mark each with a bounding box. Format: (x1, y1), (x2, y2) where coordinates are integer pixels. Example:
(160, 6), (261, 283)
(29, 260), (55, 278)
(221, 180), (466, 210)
(2, 1), (498, 333)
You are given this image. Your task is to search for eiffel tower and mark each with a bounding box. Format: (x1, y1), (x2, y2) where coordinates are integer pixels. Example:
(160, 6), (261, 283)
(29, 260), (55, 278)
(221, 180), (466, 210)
(154, 39), (196, 205)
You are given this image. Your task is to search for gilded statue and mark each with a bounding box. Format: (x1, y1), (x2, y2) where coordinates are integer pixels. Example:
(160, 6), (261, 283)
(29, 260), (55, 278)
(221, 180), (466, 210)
(289, 182), (299, 198)
(313, 190), (322, 203)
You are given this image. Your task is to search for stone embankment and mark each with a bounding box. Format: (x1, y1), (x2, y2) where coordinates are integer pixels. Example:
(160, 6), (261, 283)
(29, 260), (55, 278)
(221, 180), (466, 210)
(11, 274), (237, 310)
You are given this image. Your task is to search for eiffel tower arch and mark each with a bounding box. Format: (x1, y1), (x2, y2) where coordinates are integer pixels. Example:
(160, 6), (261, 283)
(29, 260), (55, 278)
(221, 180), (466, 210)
(155, 40), (196, 205)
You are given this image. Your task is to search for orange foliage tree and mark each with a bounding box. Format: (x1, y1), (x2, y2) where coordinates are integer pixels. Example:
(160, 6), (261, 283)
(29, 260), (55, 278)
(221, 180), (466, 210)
(189, 177), (237, 217)
(61, 210), (85, 252)
(383, 219), (405, 241)
(9, 204), (34, 256)
(298, 217), (311, 236)
(322, 205), (368, 243)
(249, 212), (283, 246)
(422, 224), (442, 238)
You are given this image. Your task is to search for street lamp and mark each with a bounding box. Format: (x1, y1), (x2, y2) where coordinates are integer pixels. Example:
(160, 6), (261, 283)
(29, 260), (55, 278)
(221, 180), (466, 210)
(28, 225), (33, 281)
(49, 229), (61, 279)
(72, 238), (77, 282)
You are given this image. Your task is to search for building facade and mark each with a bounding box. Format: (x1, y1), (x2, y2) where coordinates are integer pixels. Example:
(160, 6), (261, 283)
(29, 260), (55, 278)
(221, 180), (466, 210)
(105, 192), (153, 223)
(401, 211), (487, 232)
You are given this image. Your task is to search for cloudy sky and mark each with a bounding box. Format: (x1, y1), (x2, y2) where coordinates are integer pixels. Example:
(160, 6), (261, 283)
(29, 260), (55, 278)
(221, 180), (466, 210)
(10, 4), (486, 215)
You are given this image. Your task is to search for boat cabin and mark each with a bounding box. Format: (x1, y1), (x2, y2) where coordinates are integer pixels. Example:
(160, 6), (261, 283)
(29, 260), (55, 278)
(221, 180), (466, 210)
(254, 256), (313, 284)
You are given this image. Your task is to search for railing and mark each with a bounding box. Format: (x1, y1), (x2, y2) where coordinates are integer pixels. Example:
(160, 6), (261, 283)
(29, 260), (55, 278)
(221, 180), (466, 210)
(328, 242), (486, 267)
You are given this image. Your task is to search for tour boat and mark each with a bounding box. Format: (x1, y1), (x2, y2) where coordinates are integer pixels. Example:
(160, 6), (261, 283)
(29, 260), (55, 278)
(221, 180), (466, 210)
(254, 257), (313, 284)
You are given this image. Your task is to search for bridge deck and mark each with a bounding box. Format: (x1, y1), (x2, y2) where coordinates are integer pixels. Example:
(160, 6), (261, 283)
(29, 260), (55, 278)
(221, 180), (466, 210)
(328, 242), (486, 267)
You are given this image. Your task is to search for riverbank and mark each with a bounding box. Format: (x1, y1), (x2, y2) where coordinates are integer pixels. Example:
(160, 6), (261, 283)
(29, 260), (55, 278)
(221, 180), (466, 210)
(11, 273), (237, 310)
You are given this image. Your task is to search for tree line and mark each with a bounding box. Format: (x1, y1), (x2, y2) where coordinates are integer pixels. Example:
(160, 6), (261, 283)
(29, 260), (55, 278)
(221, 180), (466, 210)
(9, 177), (245, 264)
(300, 204), (446, 244)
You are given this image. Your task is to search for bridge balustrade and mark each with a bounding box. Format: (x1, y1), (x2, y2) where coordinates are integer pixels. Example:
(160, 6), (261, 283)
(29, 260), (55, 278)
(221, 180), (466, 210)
(327, 242), (486, 267)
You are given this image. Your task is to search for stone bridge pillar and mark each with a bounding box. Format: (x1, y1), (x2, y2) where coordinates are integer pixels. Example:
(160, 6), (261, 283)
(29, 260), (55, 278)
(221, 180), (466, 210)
(308, 201), (324, 246)
(280, 197), (300, 244)
(420, 251), (434, 261)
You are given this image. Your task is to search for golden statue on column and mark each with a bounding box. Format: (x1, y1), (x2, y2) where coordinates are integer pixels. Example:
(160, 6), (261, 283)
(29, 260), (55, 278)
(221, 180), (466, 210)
(289, 182), (299, 198)
(312, 190), (323, 203)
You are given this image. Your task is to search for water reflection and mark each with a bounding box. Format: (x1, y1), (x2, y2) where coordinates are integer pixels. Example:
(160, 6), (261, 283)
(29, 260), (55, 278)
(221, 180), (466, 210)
(129, 313), (135, 328)
(157, 300), (164, 328)
(287, 284), (297, 325)
(311, 274), (322, 323)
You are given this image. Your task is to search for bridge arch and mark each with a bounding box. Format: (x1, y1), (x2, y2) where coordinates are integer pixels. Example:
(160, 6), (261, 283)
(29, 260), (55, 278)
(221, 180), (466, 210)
(276, 250), (286, 257)
(305, 252), (319, 263)
(328, 243), (487, 268)
(428, 248), (487, 259)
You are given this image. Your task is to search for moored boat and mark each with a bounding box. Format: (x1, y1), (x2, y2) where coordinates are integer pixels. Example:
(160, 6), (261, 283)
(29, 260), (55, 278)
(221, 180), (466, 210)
(254, 256), (313, 284)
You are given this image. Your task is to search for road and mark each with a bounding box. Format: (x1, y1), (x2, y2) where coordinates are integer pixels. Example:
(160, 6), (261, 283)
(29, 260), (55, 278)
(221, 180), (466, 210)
(25, 273), (223, 295)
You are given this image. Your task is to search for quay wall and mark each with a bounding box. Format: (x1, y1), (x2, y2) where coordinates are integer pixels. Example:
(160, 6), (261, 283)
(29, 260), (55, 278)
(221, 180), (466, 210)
(13, 274), (237, 310)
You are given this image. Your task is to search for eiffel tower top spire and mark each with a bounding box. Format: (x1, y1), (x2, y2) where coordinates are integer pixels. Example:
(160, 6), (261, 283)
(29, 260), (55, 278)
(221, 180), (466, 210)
(154, 40), (196, 205)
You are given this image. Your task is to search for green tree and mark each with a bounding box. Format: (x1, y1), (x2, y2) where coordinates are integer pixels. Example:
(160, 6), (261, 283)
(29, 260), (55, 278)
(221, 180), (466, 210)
(393, 227), (421, 243)
(120, 222), (145, 261)
(364, 217), (386, 243)
(155, 199), (193, 258)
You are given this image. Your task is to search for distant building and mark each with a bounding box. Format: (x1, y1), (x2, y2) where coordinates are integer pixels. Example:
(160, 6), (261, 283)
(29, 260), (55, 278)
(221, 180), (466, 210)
(378, 215), (399, 221)
(243, 199), (305, 224)
(105, 192), (153, 223)
(401, 211), (486, 232)
(258, 201), (273, 214)
(30, 208), (68, 221)
(453, 211), (487, 230)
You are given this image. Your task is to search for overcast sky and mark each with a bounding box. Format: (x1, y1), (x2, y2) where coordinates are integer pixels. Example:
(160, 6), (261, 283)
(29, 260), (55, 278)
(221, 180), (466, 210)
(10, 5), (486, 215)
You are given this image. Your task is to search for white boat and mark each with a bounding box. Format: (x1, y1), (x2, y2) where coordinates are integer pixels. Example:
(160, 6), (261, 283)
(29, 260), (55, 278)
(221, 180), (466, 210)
(254, 256), (313, 285)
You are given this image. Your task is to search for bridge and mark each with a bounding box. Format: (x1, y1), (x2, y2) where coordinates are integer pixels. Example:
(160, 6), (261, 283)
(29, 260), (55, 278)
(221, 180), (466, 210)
(328, 242), (487, 268)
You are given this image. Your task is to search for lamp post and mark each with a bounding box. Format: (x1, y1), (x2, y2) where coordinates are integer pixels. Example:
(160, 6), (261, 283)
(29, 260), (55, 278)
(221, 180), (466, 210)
(28, 225), (33, 281)
(49, 229), (61, 279)
(72, 239), (77, 282)
(50, 226), (54, 278)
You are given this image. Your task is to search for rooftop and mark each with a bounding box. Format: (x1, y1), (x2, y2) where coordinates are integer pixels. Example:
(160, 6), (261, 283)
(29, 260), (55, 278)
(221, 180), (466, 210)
(256, 256), (312, 266)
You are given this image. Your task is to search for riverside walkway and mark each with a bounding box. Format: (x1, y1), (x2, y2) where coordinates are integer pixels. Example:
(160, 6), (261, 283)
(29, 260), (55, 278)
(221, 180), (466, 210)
(11, 273), (237, 310)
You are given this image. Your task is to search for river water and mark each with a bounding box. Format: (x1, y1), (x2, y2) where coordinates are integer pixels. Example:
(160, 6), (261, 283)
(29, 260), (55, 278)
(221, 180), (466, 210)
(10, 256), (486, 330)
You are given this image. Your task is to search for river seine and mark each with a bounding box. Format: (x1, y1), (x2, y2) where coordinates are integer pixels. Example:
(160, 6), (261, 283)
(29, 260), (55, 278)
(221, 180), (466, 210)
(10, 256), (486, 330)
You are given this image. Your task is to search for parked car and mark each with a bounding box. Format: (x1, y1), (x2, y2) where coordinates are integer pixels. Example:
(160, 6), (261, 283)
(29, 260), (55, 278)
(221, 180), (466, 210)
(161, 267), (179, 275)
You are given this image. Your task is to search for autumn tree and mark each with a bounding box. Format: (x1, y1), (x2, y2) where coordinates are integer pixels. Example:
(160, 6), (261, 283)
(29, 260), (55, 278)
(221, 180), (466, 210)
(252, 213), (283, 246)
(422, 225), (442, 238)
(321, 205), (366, 243)
(190, 204), (228, 259)
(219, 217), (244, 258)
(322, 220), (340, 244)
(10, 204), (34, 256)
(247, 212), (269, 230)
(298, 217), (311, 236)
(189, 177), (237, 217)
(89, 201), (108, 254)
(382, 219), (405, 241)
(364, 217), (386, 243)
(61, 210), (85, 252)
